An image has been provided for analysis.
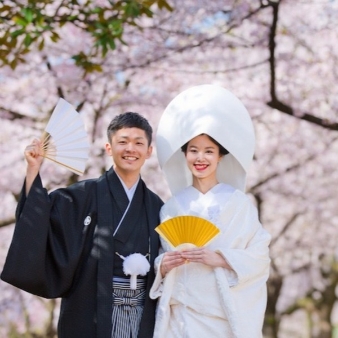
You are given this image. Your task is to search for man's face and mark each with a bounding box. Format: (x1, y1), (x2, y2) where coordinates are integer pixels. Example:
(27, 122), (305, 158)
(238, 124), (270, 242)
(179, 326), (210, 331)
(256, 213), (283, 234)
(105, 127), (152, 176)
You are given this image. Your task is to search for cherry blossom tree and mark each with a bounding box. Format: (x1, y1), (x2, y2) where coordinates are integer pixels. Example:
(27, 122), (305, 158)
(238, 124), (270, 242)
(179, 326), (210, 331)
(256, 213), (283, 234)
(1, 0), (172, 71)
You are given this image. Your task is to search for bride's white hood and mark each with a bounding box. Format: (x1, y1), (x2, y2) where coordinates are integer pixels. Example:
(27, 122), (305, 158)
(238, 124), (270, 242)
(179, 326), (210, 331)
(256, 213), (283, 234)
(156, 84), (255, 194)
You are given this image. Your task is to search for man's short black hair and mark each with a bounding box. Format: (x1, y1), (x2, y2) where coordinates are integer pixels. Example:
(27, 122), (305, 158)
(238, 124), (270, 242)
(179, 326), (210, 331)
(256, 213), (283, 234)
(181, 134), (229, 156)
(107, 112), (153, 145)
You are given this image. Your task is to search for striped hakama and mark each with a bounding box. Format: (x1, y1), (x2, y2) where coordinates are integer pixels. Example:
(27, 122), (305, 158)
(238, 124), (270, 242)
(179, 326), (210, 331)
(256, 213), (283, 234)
(112, 277), (147, 338)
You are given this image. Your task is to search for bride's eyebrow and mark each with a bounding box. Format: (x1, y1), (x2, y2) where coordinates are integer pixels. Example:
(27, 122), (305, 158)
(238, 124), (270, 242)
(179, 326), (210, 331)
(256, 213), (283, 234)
(188, 145), (216, 149)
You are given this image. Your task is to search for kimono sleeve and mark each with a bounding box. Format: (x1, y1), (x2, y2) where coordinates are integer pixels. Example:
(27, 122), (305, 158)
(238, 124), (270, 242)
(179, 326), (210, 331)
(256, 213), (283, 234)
(1, 174), (96, 298)
(215, 196), (271, 287)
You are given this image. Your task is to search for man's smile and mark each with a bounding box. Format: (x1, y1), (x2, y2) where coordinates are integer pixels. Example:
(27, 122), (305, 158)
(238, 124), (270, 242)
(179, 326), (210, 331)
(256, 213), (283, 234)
(123, 156), (138, 161)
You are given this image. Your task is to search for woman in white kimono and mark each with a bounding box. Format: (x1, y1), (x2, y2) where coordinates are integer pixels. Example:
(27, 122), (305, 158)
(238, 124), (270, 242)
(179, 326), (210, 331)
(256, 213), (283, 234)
(150, 84), (271, 338)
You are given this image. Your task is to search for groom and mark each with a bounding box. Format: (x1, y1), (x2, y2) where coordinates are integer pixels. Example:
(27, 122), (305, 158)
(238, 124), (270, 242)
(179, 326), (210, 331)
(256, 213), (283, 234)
(1, 112), (163, 338)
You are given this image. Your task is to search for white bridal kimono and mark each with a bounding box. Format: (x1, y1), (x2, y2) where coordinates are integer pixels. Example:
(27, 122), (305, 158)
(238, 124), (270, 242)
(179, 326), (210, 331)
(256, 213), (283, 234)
(150, 184), (271, 338)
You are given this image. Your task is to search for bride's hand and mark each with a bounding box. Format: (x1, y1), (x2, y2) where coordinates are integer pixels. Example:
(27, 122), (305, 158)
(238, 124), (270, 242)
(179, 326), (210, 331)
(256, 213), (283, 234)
(160, 251), (185, 276)
(180, 247), (231, 269)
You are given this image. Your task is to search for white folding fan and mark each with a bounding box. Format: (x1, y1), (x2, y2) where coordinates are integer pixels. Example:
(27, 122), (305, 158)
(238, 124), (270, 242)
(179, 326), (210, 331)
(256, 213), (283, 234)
(155, 215), (220, 249)
(40, 98), (90, 175)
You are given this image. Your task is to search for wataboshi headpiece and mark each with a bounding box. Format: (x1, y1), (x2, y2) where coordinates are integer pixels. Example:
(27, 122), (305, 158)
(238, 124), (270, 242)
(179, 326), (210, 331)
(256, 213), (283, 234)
(156, 84), (255, 194)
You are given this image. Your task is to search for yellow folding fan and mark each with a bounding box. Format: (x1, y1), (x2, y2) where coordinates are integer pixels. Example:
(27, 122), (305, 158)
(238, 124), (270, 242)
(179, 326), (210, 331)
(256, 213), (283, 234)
(155, 215), (220, 249)
(40, 98), (90, 175)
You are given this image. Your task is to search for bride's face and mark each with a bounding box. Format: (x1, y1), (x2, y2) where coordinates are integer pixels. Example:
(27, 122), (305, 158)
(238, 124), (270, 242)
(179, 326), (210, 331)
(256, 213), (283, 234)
(185, 134), (222, 181)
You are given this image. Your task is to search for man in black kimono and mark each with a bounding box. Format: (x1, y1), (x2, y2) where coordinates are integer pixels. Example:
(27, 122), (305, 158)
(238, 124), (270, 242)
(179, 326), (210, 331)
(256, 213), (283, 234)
(1, 112), (163, 338)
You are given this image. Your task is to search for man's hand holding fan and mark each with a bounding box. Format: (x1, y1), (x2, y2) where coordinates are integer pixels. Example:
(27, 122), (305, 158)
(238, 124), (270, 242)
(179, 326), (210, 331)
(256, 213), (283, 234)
(24, 98), (89, 196)
(25, 98), (89, 174)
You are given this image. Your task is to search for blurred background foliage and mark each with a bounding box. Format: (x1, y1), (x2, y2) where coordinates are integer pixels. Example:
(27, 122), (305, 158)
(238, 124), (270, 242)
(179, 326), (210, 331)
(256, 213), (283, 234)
(0, 0), (172, 72)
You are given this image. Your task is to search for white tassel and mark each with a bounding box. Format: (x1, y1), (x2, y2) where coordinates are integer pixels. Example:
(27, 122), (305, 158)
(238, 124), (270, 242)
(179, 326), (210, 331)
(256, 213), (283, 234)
(116, 252), (150, 290)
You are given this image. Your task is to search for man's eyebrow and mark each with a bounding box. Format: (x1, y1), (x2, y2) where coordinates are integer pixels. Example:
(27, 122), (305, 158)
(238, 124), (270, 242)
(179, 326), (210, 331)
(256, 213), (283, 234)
(118, 135), (146, 140)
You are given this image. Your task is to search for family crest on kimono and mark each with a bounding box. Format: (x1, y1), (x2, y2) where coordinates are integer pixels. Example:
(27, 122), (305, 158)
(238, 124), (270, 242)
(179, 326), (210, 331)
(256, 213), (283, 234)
(1, 112), (163, 338)
(150, 84), (271, 338)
